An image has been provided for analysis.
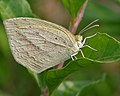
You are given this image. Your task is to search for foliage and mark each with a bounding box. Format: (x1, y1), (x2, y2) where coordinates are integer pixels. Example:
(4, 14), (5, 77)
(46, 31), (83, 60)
(62, 0), (86, 19)
(0, 0), (120, 96)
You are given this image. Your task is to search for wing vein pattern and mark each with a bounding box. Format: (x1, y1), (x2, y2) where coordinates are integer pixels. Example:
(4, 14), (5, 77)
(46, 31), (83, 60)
(4, 17), (77, 73)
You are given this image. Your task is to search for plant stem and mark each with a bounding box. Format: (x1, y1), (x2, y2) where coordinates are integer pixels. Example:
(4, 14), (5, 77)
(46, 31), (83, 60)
(41, 1), (89, 96)
(56, 0), (88, 69)
(70, 0), (88, 34)
(41, 87), (49, 96)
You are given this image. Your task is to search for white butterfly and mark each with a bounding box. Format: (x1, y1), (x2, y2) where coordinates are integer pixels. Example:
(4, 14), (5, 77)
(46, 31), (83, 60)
(3, 17), (98, 73)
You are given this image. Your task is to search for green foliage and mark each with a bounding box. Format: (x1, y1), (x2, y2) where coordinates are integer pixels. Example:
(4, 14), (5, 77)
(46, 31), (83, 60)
(45, 33), (120, 95)
(0, 0), (35, 20)
(0, 0), (120, 96)
(53, 74), (106, 96)
(62, 0), (86, 19)
(81, 1), (120, 37)
(82, 33), (120, 62)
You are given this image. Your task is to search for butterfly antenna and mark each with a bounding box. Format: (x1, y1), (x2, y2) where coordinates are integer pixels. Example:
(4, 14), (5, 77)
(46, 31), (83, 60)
(80, 24), (99, 34)
(79, 19), (99, 34)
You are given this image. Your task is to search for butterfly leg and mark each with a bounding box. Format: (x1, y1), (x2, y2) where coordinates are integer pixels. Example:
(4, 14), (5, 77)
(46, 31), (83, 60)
(82, 45), (97, 51)
(71, 50), (85, 60)
(82, 33), (97, 44)
(71, 52), (78, 61)
(80, 49), (85, 58)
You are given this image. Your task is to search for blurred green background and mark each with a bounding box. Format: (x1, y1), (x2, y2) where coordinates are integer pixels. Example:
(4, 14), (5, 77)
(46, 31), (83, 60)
(0, 0), (120, 96)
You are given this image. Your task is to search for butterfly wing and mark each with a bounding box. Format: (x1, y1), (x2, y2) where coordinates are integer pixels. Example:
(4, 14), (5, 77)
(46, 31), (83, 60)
(4, 17), (78, 73)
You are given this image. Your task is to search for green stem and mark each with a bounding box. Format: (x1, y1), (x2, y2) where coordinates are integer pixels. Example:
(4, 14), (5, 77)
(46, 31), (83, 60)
(70, 0), (88, 34)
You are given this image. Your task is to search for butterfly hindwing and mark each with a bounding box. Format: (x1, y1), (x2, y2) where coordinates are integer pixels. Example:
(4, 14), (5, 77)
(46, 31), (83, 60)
(4, 17), (77, 73)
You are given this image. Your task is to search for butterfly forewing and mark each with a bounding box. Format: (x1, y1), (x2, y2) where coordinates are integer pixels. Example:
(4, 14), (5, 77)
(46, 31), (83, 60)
(4, 17), (78, 73)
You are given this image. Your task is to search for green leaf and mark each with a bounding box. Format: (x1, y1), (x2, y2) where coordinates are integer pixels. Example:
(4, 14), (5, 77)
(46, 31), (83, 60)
(0, 0), (35, 20)
(28, 70), (47, 91)
(53, 74), (106, 96)
(45, 33), (120, 95)
(0, 90), (10, 96)
(46, 58), (100, 95)
(0, 23), (10, 56)
(62, 0), (86, 19)
(82, 32), (120, 62)
(0, 57), (9, 85)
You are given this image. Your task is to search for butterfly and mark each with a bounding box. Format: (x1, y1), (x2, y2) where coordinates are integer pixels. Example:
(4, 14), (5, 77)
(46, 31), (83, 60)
(3, 17), (98, 73)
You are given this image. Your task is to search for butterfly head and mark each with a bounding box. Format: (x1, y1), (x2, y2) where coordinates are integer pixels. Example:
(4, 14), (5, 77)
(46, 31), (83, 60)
(75, 35), (84, 49)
